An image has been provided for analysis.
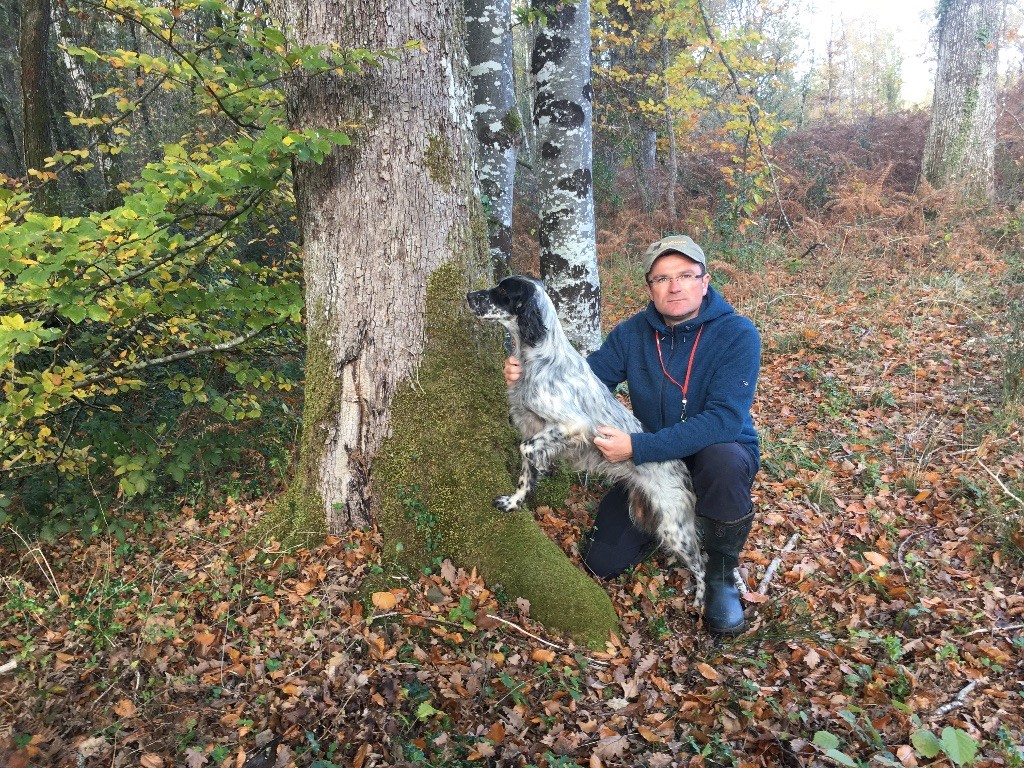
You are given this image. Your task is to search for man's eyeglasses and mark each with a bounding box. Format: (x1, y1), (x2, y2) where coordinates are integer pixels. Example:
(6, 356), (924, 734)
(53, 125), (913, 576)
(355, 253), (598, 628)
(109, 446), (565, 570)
(647, 272), (706, 287)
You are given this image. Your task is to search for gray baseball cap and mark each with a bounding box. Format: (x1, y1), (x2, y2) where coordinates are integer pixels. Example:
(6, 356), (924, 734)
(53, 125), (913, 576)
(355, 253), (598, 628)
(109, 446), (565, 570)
(643, 235), (706, 276)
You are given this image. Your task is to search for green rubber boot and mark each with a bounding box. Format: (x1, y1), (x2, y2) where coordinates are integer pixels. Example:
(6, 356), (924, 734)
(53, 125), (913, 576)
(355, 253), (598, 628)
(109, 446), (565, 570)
(698, 513), (754, 635)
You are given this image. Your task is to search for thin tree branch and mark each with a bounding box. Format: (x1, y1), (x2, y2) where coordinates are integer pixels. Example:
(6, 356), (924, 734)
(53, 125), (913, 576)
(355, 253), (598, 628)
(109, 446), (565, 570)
(78, 325), (271, 387)
(977, 458), (1024, 508)
(485, 614), (609, 667)
(757, 532), (799, 595)
(693, 0), (793, 236)
(931, 680), (980, 717)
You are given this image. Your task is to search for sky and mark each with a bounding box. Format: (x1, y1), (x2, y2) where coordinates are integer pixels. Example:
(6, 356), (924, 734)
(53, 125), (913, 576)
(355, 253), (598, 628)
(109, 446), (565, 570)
(798, 0), (938, 106)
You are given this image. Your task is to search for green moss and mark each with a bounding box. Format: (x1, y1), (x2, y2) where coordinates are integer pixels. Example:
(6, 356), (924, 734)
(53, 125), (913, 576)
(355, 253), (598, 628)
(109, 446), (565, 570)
(249, 316), (336, 550)
(425, 134), (455, 187)
(531, 463), (578, 510)
(251, 226), (618, 644)
(374, 264), (619, 646)
(502, 107), (522, 138)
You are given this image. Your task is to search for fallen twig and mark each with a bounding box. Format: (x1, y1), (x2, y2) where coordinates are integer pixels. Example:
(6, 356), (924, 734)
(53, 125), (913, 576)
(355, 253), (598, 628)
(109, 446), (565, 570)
(962, 623), (1024, 637)
(0, 659), (17, 674)
(897, 528), (937, 583)
(931, 680), (980, 717)
(978, 459), (1024, 508)
(757, 532), (799, 595)
(6, 524), (63, 601)
(485, 614), (608, 667)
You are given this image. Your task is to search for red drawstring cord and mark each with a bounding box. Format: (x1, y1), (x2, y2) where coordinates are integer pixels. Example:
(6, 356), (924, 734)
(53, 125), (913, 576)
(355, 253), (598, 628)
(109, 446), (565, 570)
(655, 324), (704, 422)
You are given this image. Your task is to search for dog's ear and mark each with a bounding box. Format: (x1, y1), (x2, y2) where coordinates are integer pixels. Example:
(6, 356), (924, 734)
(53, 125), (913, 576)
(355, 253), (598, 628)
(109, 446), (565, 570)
(515, 287), (547, 347)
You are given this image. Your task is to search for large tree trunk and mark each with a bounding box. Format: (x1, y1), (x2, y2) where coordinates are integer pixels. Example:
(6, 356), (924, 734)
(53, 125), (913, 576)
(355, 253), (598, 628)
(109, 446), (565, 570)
(533, 0), (602, 354)
(264, 0), (618, 645)
(20, 0), (55, 212)
(922, 0), (1004, 201)
(631, 121), (657, 213)
(0, 0), (24, 176)
(467, 0), (517, 277)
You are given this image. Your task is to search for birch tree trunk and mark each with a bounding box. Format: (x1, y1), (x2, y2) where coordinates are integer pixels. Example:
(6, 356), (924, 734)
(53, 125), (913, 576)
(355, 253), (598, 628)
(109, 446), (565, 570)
(265, 0), (618, 644)
(467, 0), (517, 276)
(533, 0), (602, 354)
(922, 0), (1004, 202)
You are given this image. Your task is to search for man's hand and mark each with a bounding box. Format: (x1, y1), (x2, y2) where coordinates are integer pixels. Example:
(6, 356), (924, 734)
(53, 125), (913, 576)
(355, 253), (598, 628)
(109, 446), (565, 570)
(594, 426), (633, 462)
(504, 356), (522, 387)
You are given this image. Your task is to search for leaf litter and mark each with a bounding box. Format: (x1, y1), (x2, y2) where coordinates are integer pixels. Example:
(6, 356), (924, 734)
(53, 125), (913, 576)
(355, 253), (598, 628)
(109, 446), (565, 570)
(2, 220), (1024, 767)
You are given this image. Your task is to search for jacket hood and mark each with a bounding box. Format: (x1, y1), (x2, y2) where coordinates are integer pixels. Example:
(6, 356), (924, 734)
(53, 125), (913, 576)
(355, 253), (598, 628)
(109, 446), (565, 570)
(642, 284), (735, 333)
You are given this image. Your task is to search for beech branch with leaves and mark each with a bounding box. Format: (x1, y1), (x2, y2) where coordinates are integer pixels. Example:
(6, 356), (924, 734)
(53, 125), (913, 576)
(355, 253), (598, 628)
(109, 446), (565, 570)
(0, 0), (395, 528)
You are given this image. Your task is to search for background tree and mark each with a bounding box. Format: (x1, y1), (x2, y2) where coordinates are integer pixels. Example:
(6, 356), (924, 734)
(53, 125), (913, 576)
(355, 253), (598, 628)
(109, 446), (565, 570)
(266, 0), (618, 641)
(799, 18), (904, 122)
(0, 0), (354, 535)
(19, 0), (56, 210)
(533, 0), (602, 353)
(467, 0), (518, 275)
(592, 0), (793, 236)
(922, 0), (1006, 201)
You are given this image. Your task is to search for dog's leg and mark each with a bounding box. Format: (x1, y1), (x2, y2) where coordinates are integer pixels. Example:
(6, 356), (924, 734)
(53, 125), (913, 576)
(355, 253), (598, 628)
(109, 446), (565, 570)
(660, 518), (707, 610)
(494, 426), (567, 512)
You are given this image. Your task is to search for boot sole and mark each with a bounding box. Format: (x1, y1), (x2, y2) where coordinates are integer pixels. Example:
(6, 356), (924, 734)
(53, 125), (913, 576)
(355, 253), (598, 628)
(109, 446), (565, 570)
(708, 619), (747, 636)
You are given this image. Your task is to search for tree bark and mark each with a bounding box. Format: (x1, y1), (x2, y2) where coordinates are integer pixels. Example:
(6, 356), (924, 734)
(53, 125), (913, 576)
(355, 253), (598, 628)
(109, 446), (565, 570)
(20, 0), (54, 179)
(533, 0), (602, 354)
(0, 0), (24, 175)
(922, 0), (1004, 201)
(631, 121), (657, 213)
(662, 24), (677, 222)
(265, 0), (619, 645)
(467, 0), (517, 277)
(271, 0), (484, 532)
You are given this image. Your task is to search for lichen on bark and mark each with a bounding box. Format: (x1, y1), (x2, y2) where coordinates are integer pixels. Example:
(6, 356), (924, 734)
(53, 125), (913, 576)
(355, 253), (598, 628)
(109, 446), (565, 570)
(373, 263), (619, 646)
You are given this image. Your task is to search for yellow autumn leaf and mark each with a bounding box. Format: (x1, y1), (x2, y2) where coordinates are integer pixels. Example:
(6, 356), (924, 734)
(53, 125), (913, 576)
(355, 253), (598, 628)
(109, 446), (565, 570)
(695, 662), (723, 682)
(864, 551), (889, 567)
(113, 698), (136, 717)
(530, 648), (557, 664)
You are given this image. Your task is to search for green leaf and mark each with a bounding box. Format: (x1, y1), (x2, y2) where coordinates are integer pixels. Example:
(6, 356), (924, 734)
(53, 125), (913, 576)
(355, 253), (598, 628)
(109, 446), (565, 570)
(940, 727), (978, 766)
(911, 730), (943, 759)
(812, 732), (840, 750)
(62, 305), (88, 323)
(823, 749), (857, 768)
(415, 701), (438, 720)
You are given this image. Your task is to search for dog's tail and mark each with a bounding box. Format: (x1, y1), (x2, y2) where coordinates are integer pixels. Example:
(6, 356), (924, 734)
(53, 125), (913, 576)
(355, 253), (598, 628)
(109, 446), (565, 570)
(627, 487), (660, 536)
(625, 463), (696, 538)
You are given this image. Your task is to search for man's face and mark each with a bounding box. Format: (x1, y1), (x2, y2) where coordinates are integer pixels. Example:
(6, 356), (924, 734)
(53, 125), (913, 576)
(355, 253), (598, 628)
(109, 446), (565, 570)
(646, 253), (709, 327)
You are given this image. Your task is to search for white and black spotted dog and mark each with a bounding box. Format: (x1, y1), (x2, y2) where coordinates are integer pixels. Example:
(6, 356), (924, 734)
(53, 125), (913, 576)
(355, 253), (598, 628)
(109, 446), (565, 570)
(466, 275), (707, 608)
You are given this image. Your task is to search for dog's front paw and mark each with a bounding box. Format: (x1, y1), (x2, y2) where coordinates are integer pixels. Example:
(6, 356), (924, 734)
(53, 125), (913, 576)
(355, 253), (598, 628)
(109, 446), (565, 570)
(493, 495), (521, 513)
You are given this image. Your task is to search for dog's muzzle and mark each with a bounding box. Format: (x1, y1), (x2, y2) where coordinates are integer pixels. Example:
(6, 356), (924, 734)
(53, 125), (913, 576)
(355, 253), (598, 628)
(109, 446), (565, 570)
(466, 290), (492, 317)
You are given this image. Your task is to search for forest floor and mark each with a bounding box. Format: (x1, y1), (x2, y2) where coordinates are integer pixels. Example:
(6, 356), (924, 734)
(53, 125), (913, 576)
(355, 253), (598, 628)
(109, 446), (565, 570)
(2, 210), (1024, 768)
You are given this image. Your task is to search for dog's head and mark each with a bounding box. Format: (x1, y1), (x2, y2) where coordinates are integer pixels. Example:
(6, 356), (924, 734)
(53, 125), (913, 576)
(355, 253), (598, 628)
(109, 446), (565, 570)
(466, 276), (547, 348)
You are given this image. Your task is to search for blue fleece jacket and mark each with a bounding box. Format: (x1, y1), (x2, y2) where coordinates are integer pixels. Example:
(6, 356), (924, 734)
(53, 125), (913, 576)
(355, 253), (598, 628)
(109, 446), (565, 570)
(586, 285), (760, 466)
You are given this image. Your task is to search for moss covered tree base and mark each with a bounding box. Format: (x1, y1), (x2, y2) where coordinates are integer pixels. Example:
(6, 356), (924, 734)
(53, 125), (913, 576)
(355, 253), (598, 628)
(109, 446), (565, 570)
(248, 483), (329, 552)
(375, 265), (619, 647)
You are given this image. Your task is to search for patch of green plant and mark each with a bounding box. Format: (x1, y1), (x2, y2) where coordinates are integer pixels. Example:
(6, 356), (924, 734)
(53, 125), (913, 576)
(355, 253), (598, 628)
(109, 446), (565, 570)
(397, 484), (445, 575)
(910, 727), (979, 766)
(0, 0), (400, 535)
(999, 300), (1024, 405)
